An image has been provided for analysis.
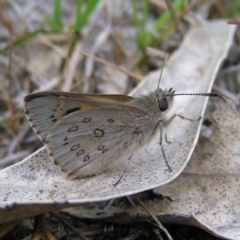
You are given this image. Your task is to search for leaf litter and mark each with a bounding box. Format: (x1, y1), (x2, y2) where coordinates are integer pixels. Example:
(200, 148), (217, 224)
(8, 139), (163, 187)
(0, 1), (239, 239)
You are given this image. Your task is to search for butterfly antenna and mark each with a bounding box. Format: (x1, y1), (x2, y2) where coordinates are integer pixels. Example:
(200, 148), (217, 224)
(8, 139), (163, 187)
(165, 92), (226, 103)
(157, 54), (169, 89)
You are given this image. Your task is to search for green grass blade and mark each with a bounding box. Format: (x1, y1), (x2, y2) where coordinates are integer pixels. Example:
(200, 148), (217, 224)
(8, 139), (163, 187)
(74, 0), (99, 31)
(0, 29), (47, 54)
(44, 0), (63, 32)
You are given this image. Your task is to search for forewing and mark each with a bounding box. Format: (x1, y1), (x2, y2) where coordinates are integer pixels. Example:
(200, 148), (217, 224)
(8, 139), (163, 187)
(24, 91), (134, 143)
(45, 107), (141, 179)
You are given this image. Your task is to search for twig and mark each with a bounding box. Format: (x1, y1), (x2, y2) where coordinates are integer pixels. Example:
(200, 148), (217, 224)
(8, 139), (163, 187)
(79, 50), (142, 82)
(137, 198), (173, 240)
(164, 0), (184, 37)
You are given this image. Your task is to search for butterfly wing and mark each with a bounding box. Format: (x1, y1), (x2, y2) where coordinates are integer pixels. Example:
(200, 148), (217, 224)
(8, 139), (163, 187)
(46, 106), (144, 179)
(24, 91), (150, 179)
(24, 91), (134, 143)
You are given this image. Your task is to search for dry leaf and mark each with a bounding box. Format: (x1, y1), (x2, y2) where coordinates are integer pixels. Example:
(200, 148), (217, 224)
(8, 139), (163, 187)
(152, 99), (240, 239)
(63, 99), (240, 240)
(0, 20), (236, 224)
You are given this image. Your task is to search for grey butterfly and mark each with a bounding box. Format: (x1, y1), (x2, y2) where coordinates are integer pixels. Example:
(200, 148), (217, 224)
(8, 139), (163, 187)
(24, 82), (223, 184)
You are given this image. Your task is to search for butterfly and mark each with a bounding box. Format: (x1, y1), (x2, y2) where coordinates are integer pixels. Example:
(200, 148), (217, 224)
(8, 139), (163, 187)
(24, 70), (224, 185)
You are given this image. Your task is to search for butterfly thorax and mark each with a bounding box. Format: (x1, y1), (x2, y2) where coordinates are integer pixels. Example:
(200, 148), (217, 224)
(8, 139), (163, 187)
(123, 88), (174, 147)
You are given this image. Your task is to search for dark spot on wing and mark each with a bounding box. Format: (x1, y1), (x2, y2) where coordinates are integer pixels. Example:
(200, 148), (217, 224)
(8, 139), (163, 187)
(98, 145), (104, 150)
(65, 107), (81, 115)
(68, 126), (78, 132)
(77, 150), (85, 156)
(70, 144), (80, 151)
(83, 155), (90, 162)
(102, 149), (108, 153)
(83, 118), (92, 123)
(94, 129), (104, 137)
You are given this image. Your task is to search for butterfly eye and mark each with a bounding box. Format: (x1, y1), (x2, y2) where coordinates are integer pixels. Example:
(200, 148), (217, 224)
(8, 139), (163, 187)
(158, 98), (168, 111)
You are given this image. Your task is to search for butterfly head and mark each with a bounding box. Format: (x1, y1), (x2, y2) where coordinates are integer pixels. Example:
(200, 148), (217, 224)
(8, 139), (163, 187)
(154, 88), (175, 113)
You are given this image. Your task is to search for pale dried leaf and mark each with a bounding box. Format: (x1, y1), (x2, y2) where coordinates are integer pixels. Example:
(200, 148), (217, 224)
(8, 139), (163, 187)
(63, 100), (240, 239)
(152, 99), (240, 239)
(0, 20), (236, 224)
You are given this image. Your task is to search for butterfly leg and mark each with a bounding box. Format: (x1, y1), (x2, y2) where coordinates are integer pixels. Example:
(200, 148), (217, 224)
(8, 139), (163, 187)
(160, 114), (200, 171)
(165, 134), (171, 144)
(164, 113), (200, 143)
(165, 114), (201, 127)
(114, 154), (133, 187)
(159, 120), (172, 172)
